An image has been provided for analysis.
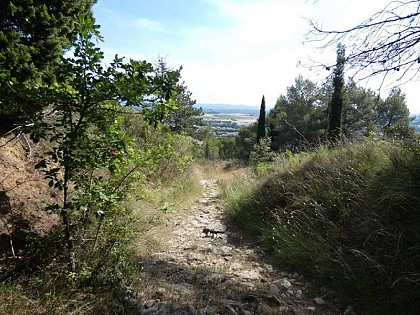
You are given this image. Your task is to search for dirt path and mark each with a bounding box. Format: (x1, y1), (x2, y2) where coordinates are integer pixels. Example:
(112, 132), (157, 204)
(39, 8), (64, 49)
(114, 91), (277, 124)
(127, 178), (346, 315)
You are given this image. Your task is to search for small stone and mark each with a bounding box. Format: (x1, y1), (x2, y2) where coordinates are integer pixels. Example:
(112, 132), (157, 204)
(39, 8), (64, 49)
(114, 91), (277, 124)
(236, 269), (260, 280)
(269, 284), (281, 294)
(218, 245), (233, 256)
(191, 219), (201, 227)
(241, 282), (255, 290)
(221, 299), (242, 306)
(296, 289), (303, 295)
(206, 222), (227, 233)
(314, 297), (325, 305)
(225, 304), (238, 314)
(144, 299), (156, 309)
(172, 229), (185, 236)
(344, 305), (356, 315)
(281, 279), (292, 289)
(228, 262), (243, 271)
(204, 272), (225, 284)
(307, 306), (316, 312)
(187, 253), (202, 261)
(287, 289), (294, 295)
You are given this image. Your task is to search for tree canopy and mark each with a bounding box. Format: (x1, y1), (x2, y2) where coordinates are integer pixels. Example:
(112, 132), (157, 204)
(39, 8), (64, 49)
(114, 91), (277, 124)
(154, 59), (202, 134)
(0, 0), (95, 82)
(263, 75), (411, 152)
(0, 0), (96, 125)
(267, 76), (326, 151)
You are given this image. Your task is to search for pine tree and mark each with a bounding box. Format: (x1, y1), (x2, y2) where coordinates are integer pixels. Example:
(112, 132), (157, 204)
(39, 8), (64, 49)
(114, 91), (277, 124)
(0, 0), (96, 125)
(328, 44), (345, 141)
(0, 0), (96, 82)
(257, 95), (266, 143)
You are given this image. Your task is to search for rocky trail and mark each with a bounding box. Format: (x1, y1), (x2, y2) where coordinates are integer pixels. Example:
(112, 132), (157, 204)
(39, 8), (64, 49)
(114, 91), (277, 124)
(126, 178), (350, 315)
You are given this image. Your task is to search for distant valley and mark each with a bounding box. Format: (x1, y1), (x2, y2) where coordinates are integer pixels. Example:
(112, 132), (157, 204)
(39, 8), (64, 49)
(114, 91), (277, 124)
(196, 103), (260, 115)
(196, 104), (420, 135)
(195, 104), (259, 137)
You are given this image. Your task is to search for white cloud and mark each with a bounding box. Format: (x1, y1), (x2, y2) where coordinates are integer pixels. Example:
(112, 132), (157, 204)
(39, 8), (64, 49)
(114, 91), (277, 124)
(177, 0), (420, 112)
(170, 0), (313, 106)
(95, 0), (420, 113)
(132, 18), (169, 33)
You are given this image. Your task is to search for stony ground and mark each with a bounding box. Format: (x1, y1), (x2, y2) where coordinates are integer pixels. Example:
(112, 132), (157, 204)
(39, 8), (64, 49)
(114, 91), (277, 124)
(126, 178), (353, 315)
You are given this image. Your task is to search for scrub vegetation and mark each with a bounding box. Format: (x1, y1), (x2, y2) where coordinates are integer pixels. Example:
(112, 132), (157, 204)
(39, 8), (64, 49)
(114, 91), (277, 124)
(1, 1), (420, 314)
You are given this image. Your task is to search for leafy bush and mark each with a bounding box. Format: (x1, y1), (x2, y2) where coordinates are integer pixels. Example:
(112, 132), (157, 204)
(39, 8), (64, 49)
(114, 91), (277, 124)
(249, 137), (276, 175)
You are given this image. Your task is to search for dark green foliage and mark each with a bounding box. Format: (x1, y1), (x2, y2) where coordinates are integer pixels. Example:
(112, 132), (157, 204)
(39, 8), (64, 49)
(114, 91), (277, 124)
(342, 83), (412, 137)
(377, 87), (412, 131)
(263, 71), (411, 155)
(225, 139), (420, 313)
(249, 137), (275, 174)
(256, 95), (266, 143)
(328, 44), (345, 141)
(235, 123), (257, 161)
(342, 81), (377, 137)
(267, 76), (326, 151)
(167, 83), (203, 134)
(194, 126), (220, 160)
(218, 137), (238, 160)
(0, 0), (95, 82)
(27, 15), (180, 271)
(155, 58), (203, 134)
(0, 0), (96, 125)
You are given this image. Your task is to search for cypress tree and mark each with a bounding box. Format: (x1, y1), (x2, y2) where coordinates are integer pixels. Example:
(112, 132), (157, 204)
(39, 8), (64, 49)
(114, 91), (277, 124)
(328, 44), (345, 141)
(257, 95), (266, 143)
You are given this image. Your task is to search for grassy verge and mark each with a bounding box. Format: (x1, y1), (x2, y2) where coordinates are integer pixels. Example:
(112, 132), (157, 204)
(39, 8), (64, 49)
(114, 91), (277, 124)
(223, 138), (420, 314)
(131, 166), (204, 257)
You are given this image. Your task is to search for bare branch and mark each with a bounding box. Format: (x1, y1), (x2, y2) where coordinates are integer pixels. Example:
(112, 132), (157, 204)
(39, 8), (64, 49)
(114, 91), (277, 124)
(307, 0), (420, 85)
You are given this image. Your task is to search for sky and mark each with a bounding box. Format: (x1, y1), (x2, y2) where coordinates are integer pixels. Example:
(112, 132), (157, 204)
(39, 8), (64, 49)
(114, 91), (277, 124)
(93, 0), (420, 114)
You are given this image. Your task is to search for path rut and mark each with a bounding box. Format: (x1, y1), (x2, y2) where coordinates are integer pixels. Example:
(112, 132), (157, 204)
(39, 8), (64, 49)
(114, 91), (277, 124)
(126, 178), (347, 315)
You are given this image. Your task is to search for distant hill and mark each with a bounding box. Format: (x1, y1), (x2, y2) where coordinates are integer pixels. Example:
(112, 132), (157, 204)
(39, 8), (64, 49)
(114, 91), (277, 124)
(195, 103), (260, 115)
(409, 113), (420, 132)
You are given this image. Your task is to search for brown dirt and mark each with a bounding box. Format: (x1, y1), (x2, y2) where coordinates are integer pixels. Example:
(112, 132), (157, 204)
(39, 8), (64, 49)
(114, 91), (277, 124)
(0, 134), (58, 257)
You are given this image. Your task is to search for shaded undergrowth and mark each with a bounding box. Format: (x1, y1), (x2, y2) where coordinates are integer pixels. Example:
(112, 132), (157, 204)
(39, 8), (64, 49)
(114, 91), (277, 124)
(223, 138), (420, 314)
(0, 134), (203, 315)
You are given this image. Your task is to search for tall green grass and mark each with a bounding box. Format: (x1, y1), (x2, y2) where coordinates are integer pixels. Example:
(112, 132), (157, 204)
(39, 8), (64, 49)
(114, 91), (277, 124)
(223, 138), (420, 314)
